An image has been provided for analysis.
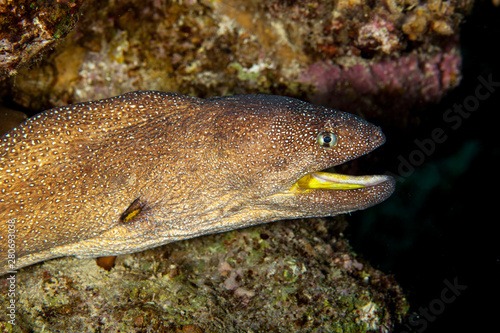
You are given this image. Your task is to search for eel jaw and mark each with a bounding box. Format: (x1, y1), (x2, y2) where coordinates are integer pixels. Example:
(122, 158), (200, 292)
(290, 171), (393, 192)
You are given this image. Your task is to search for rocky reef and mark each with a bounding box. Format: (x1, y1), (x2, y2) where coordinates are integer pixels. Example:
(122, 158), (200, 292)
(1, 0), (471, 123)
(0, 0), (85, 80)
(0, 218), (408, 332)
(0, 0), (475, 331)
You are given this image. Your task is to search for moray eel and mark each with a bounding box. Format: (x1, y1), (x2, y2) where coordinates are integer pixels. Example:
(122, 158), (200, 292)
(0, 92), (395, 275)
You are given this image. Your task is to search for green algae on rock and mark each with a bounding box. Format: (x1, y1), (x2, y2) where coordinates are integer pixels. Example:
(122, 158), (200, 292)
(0, 0), (476, 330)
(0, 217), (408, 332)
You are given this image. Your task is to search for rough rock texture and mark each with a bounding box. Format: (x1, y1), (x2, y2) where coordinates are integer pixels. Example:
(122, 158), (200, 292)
(0, 0), (475, 331)
(0, 0), (86, 80)
(0, 218), (408, 332)
(0, 0), (471, 124)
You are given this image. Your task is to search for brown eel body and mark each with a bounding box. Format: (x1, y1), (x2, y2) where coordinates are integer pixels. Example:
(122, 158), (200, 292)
(0, 92), (395, 275)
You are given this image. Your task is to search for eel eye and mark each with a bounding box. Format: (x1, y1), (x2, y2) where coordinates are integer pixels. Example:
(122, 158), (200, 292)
(317, 131), (337, 148)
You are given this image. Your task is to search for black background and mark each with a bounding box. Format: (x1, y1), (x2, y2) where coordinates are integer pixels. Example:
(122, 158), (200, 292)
(349, 2), (499, 332)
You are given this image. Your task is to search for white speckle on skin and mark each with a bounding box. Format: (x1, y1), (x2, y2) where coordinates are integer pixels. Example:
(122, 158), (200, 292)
(0, 91), (392, 275)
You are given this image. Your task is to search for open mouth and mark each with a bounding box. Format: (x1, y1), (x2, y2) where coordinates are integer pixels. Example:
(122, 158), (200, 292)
(291, 171), (392, 192)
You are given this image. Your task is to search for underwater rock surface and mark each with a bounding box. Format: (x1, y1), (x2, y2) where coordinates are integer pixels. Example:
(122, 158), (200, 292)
(0, 0), (86, 80)
(1, 0), (471, 123)
(0, 218), (407, 332)
(0, 0), (476, 331)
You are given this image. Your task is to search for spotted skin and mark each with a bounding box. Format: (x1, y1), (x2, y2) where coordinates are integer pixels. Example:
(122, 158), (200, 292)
(0, 92), (395, 275)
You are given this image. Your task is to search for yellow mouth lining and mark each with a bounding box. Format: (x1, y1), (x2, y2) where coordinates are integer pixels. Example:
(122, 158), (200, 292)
(291, 171), (389, 191)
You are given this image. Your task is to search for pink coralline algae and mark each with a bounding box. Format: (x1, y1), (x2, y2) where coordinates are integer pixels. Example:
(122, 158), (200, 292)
(299, 46), (461, 122)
